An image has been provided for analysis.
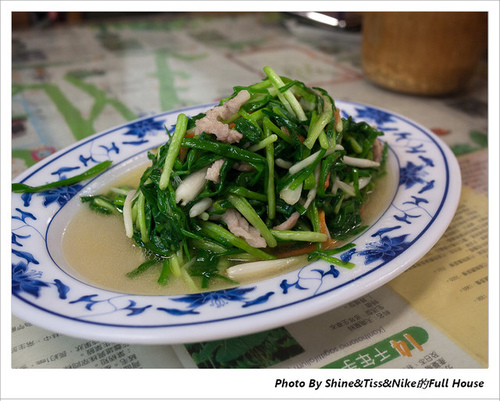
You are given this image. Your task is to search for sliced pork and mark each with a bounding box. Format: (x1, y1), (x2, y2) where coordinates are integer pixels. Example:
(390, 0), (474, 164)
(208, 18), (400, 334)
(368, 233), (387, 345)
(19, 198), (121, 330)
(220, 208), (266, 248)
(205, 159), (225, 183)
(194, 90), (251, 143)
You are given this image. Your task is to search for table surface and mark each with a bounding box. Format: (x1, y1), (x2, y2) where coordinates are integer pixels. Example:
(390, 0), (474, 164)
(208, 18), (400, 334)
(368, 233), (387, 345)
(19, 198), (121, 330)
(11, 12), (488, 175)
(9, 12), (490, 374)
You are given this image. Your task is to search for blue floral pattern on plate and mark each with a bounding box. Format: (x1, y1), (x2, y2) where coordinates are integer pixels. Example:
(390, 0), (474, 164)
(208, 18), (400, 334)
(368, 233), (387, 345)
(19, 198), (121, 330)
(11, 101), (461, 344)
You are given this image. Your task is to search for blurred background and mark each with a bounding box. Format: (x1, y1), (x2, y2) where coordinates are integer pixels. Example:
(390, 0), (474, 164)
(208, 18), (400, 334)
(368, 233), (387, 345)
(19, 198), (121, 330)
(11, 11), (488, 177)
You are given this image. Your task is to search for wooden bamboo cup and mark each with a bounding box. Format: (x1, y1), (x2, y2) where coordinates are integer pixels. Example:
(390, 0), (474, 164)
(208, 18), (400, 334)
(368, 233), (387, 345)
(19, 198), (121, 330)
(361, 12), (487, 95)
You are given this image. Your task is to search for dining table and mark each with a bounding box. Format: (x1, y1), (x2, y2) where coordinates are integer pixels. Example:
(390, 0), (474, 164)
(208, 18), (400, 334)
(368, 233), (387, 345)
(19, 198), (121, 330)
(7, 10), (494, 400)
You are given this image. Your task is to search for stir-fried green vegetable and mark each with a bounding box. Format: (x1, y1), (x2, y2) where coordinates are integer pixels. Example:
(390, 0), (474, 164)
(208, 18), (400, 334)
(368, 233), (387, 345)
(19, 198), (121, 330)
(84, 67), (387, 290)
(10, 66), (385, 292)
(12, 161), (112, 193)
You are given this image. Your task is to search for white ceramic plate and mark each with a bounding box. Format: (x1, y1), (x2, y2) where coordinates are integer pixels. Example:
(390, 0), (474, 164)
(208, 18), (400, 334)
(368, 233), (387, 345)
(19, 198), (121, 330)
(11, 101), (461, 344)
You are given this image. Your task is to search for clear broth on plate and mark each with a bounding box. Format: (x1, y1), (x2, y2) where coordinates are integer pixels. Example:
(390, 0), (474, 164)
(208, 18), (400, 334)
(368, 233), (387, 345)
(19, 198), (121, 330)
(62, 165), (394, 295)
